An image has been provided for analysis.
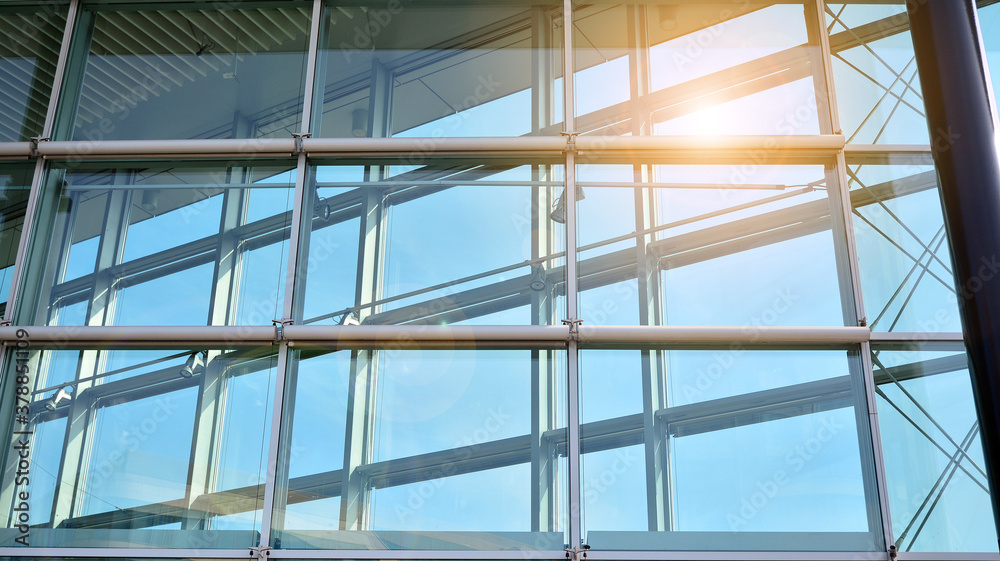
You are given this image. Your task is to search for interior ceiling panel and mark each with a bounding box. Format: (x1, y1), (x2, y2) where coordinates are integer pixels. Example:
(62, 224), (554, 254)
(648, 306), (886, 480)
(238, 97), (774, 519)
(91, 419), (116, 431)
(77, 7), (310, 126)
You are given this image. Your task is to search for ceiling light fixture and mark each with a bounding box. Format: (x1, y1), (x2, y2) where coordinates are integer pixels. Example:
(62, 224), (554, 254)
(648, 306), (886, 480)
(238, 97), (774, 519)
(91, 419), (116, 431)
(550, 185), (586, 224)
(180, 351), (207, 378)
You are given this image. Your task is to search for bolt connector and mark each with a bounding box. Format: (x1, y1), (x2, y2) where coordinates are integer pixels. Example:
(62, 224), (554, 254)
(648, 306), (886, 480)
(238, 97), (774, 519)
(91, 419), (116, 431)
(561, 131), (579, 153)
(272, 318), (293, 342)
(29, 136), (49, 157)
(562, 318), (583, 341)
(291, 132), (311, 155)
(249, 545), (272, 559)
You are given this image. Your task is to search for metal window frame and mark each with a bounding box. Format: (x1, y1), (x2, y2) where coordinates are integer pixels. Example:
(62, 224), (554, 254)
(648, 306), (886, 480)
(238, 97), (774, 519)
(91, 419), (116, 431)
(0, 0), (995, 559)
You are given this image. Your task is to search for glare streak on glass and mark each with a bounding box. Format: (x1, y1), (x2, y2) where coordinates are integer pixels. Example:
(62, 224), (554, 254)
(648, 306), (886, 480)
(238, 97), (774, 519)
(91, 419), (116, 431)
(572, 2), (822, 136)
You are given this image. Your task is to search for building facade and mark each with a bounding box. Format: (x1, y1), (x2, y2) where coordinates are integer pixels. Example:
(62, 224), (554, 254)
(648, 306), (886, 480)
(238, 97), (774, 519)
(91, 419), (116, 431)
(0, 0), (999, 559)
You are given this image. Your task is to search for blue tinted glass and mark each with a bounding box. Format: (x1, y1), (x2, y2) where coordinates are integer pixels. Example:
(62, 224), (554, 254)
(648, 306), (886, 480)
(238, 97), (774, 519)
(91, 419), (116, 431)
(574, 2), (823, 136)
(580, 349), (882, 551)
(0, 347), (277, 548)
(826, 2), (930, 144)
(316, 2), (563, 138)
(273, 349), (567, 550)
(873, 346), (998, 552)
(29, 162), (295, 326)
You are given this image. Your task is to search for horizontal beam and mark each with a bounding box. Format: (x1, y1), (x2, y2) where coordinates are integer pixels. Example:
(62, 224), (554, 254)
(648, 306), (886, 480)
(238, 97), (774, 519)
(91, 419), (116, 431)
(0, 326), (277, 347)
(1, 135), (851, 161)
(573, 135), (845, 160)
(37, 138), (297, 159)
(302, 136), (567, 157)
(0, 549), (254, 559)
(0, 325), (879, 348)
(578, 326), (871, 347)
(0, 142), (31, 159)
(583, 552), (890, 561)
(844, 144), (934, 166)
(0, 549), (976, 561)
(869, 331), (965, 343)
(284, 324), (570, 348)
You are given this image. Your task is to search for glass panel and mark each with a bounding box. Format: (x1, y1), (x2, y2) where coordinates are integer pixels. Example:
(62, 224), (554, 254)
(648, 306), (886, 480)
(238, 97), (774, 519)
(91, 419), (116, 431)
(871, 344), (998, 552)
(577, 163), (849, 326)
(580, 349), (882, 551)
(825, 2), (929, 145)
(60, 3), (309, 141)
(0, 345), (278, 548)
(0, 4), (67, 141)
(271, 348), (568, 551)
(20, 161), (295, 327)
(573, 2), (826, 136)
(314, 1), (563, 138)
(298, 161), (566, 326)
(0, 163), (34, 315)
(847, 156), (961, 333)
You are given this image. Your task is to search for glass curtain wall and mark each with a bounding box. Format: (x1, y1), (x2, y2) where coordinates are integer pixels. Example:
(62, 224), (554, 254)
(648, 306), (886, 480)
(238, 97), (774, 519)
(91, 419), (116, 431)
(0, 0), (995, 559)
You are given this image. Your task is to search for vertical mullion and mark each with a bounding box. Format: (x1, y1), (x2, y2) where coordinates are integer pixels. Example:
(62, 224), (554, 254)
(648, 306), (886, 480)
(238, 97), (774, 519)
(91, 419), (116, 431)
(810, 0), (894, 549)
(298, 0), (324, 137)
(625, 3), (670, 533)
(530, 5), (559, 535)
(860, 340), (895, 548)
(562, 0), (581, 549)
(562, 0), (576, 137)
(281, 0), (324, 323)
(811, 0), (866, 324)
(256, 340), (293, 548)
(260, 150), (309, 551)
(40, 0), (81, 141)
(261, 0), (323, 545)
(565, 146), (581, 549)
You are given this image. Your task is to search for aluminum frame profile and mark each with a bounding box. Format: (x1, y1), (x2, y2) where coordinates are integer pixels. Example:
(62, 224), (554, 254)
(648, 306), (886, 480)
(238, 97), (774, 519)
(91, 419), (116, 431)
(0, 325), (870, 348)
(6, 547), (996, 560)
(0, 135), (851, 162)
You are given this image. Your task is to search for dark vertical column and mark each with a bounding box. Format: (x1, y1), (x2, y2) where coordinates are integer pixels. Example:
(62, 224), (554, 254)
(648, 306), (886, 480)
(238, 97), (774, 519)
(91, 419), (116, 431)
(908, 0), (1000, 545)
